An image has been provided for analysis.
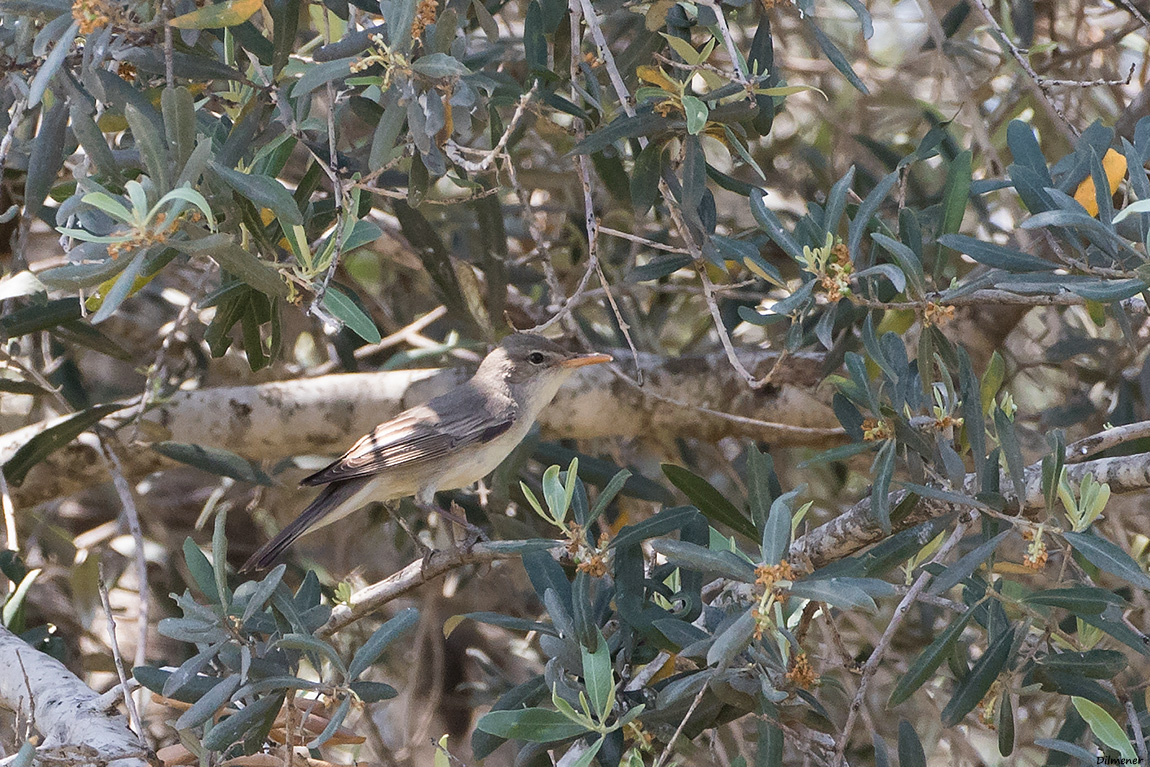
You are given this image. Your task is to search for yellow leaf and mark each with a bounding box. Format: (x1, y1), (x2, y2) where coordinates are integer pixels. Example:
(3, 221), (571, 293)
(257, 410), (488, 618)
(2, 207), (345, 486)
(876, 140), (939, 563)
(637, 65), (678, 92)
(660, 32), (701, 66)
(170, 0), (264, 29)
(1072, 148), (1126, 217)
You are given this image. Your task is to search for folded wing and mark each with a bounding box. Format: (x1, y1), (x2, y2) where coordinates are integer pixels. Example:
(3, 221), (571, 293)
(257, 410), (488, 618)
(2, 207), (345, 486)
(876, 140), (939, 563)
(301, 400), (514, 486)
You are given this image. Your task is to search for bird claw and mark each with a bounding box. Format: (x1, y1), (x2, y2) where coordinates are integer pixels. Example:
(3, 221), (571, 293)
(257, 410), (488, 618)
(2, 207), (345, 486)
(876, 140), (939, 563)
(420, 545), (437, 579)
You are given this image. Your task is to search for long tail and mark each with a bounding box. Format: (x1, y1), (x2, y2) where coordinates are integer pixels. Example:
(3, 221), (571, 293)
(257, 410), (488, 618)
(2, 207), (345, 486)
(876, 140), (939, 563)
(240, 479), (370, 573)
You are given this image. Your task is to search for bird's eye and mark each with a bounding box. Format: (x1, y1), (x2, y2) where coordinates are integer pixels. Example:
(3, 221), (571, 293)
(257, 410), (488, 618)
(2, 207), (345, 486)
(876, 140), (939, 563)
(528, 351), (546, 364)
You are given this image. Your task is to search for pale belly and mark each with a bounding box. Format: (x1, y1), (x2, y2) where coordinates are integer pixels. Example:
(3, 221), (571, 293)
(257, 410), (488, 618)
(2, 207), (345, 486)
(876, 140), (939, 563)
(304, 415), (533, 531)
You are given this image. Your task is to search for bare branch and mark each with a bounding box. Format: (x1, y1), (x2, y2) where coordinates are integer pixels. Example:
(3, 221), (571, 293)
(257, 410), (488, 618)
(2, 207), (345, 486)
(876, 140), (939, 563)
(319, 541), (562, 636)
(832, 516), (973, 765)
(0, 625), (150, 766)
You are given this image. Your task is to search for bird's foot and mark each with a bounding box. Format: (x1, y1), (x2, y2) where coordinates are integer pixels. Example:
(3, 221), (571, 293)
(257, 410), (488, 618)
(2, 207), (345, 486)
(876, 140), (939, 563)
(420, 544), (438, 579)
(436, 501), (488, 553)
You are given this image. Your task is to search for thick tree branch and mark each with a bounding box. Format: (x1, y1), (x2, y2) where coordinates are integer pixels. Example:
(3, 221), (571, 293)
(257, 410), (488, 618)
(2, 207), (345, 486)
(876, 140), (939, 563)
(0, 625), (150, 766)
(2, 350), (836, 509)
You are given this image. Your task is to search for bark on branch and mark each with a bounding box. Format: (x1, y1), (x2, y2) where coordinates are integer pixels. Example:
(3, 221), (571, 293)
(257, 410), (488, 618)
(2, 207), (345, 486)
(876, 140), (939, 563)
(0, 625), (150, 766)
(2, 350), (838, 509)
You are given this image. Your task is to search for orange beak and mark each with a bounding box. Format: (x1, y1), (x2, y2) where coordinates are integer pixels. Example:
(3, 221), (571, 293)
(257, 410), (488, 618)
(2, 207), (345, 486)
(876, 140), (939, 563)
(560, 352), (613, 369)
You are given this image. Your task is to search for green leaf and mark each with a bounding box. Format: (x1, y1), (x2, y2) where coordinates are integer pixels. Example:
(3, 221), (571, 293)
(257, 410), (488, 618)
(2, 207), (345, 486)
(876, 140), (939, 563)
(569, 111), (672, 156)
(522, 0), (546, 71)
(936, 234), (1052, 272)
(174, 235), (288, 299)
(761, 489), (797, 565)
(308, 693), (352, 749)
(993, 408), (1027, 506)
(889, 606), (975, 707)
(587, 469), (629, 526)
(475, 708), (592, 742)
(898, 720), (927, 767)
(580, 627), (613, 722)
(788, 578), (877, 612)
(682, 94), (708, 135)
(211, 507), (230, 607)
(1064, 531), (1150, 591)
(926, 530), (1013, 596)
(806, 16), (869, 94)
(662, 464), (757, 540)
(939, 150), (972, 238)
(175, 675), (241, 729)
(275, 634), (348, 677)
(182, 538), (221, 604)
(25, 101), (68, 219)
(1037, 650), (1126, 679)
(751, 188), (803, 260)
(707, 607), (756, 668)
(1023, 586), (1126, 615)
(2, 568), (40, 629)
(631, 141), (664, 216)
(200, 693), (284, 751)
(608, 505), (701, 550)
(239, 565), (286, 624)
(347, 607), (419, 679)
(411, 52), (471, 78)
(138, 661), (219, 702)
(350, 680), (398, 702)
(387, 0), (418, 53)
(291, 56), (356, 98)
(209, 162), (303, 226)
(940, 627), (1015, 726)
(2, 404), (125, 486)
(322, 284), (383, 343)
(28, 20), (77, 108)
(648, 539), (757, 583)
(870, 440), (896, 533)
(125, 103), (171, 192)
(997, 689), (1014, 756)
(1072, 697), (1138, 761)
(153, 441), (272, 485)
(629, 254), (692, 282)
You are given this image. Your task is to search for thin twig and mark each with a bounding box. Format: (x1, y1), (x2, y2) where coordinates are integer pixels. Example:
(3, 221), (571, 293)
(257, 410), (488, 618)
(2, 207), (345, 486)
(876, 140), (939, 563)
(966, 0), (1077, 137)
(1039, 63), (1135, 88)
(506, 151), (564, 313)
(697, 263), (770, 389)
(94, 436), (150, 687)
(576, 0), (635, 119)
(162, 0), (174, 88)
(832, 515), (973, 766)
(696, 0), (750, 84)
(443, 83), (539, 173)
(0, 97), (28, 173)
(0, 471), (16, 557)
(1064, 419), (1150, 464)
(97, 562), (144, 739)
(610, 366), (846, 443)
(599, 226), (692, 254)
(654, 679), (710, 767)
(1127, 699), (1149, 766)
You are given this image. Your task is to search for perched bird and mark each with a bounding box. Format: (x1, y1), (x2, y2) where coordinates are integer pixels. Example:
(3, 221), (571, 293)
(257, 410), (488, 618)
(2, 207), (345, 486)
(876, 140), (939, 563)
(240, 333), (611, 572)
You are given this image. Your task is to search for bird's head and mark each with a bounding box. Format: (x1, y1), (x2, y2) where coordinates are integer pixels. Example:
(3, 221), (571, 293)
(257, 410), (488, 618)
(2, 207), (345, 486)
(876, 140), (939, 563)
(476, 333), (612, 413)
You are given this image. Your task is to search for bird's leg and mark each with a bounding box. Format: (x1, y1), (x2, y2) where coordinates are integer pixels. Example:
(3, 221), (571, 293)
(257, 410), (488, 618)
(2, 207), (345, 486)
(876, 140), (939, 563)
(446, 500), (489, 550)
(417, 499), (487, 555)
(392, 506), (436, 573)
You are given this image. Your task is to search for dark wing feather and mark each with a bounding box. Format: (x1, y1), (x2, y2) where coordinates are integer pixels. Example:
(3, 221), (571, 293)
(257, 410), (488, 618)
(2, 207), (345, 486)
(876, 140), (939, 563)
(301, 398), (515, 487)
(240, 477), (373, 572)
